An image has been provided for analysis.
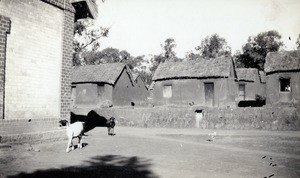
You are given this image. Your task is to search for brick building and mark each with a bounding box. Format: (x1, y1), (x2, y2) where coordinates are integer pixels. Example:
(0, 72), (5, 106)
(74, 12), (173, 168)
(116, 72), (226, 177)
(0, 0), (97, 143)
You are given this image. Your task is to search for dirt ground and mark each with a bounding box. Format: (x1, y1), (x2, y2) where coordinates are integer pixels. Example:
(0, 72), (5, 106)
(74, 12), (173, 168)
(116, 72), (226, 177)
(0, 127), (299, 178)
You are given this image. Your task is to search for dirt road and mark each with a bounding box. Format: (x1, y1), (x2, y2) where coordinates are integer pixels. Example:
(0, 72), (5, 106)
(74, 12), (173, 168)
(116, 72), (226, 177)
(1, 127), (299, 178)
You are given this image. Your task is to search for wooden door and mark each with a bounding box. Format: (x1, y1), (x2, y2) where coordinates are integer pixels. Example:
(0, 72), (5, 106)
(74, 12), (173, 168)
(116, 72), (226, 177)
(238, 84), (245, 100)
(205, 83), (214, 107)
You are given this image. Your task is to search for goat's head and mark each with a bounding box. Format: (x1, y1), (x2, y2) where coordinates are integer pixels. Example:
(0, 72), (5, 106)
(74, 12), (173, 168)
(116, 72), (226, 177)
(109, 117), (115, 122)
(59, 120), (69, 127)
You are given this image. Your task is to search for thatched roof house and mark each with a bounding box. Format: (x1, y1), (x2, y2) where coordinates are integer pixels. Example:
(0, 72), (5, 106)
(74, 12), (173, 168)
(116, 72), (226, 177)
(235, 68), (266, 102)
(71, 63), (146, 108)
(72, 63), (134, 86)
(264, 50), (300, 106)
(265, 50), (300, 74)
(153, 57), (233, 81)
(151, 57), (237, 107)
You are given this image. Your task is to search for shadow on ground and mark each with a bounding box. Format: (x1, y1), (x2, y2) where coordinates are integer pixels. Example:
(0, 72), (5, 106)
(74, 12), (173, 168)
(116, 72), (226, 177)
(71, 110), (108, 133)
(8, 155), (158, 178)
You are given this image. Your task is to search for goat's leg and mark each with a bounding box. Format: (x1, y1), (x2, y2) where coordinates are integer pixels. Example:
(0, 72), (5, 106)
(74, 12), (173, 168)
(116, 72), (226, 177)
(110, 128), (115, 136)
(78, 136), (83, 149)
(66, 137), (73, 153)
(107, 127), (111, 135)
(71, 140), (75, 151)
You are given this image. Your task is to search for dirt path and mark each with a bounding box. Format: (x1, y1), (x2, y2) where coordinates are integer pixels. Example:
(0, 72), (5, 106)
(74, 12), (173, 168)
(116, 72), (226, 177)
(0, 127), (299, 178)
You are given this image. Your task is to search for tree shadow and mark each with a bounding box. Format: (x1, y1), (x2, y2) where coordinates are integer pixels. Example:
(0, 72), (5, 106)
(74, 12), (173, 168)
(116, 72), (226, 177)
(71, 110), (108, 133)
(8, 155), (158, 178)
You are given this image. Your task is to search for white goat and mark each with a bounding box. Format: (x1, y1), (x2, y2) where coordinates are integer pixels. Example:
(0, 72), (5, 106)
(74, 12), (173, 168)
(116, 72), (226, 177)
(59, 120), (85, 153)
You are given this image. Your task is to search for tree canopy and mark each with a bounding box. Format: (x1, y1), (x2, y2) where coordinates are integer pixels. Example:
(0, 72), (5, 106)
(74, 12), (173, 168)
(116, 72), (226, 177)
(185, 51), (201, 61)
(234, 30), (284, 70)
(82, 47), (138, 69)
(161, 38), (177, 61)
(195, 33), (231, 59)
(73, 19), (109, 66)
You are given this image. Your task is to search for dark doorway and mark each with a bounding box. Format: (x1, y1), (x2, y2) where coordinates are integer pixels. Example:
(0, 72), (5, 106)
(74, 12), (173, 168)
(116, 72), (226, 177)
(204, 83), (214, 107)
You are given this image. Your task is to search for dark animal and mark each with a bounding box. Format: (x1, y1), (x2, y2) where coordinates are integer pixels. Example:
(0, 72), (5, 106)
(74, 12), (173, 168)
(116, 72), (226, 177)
(107, 117), (116, 136)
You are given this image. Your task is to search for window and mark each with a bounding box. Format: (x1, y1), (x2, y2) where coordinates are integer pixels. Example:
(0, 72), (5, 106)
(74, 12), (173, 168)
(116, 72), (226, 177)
(163, 85), (172, 98)
(71, 86), (76, 100)
(97, 83), (105, 96)
(280, 78), (291, 92)
(238, 84), (245, 100)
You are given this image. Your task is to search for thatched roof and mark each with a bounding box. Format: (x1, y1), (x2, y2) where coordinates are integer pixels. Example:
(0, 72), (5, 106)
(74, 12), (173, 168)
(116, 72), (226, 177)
(265, 50), (300, 73)
(236, 68), (259, 82)
(152, 57), (233, 81)
(72, 63), (133, 85)
(259, 71), (266, 83)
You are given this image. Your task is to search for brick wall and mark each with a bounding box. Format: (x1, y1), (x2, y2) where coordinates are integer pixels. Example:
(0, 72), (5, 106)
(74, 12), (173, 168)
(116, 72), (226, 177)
(0, 0), (75, 142)
(0, 0), (64, 119)
(0, 15), (11, 120)
(60, 10), (74, 120)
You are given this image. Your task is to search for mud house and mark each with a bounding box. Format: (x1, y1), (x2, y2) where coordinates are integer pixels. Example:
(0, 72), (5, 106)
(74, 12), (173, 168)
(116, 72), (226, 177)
(72, 63), (147, 108)
(235, 68), (266, 105)
(0, 0), (97, 142)
(264, 50), (300, 106)
(132, 74), (149, 106)
(151, 57), (237, 107)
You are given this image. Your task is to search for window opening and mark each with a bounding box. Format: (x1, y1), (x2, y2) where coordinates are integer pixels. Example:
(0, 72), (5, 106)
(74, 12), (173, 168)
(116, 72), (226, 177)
(280, 78), (291, 92)
(163, 85), (172, 98)
(97, 83), (105, 96)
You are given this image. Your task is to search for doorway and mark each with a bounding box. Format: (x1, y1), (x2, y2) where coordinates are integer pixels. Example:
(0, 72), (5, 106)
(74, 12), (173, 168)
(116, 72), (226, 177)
(204, 83), (214, 107)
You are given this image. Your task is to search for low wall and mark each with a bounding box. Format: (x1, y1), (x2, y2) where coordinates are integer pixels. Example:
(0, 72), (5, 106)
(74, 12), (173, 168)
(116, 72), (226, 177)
(77, 106), (300, 131)
(0, 118), (65, 143)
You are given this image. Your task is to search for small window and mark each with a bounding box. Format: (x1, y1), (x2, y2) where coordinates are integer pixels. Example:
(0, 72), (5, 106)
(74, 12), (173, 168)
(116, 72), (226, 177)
(280, 78), (291, 92)
(71, 86), (76, 98)
(238, 84), (245, 100)
(97, 83), (105, 96)
(163, 85), (172, 98)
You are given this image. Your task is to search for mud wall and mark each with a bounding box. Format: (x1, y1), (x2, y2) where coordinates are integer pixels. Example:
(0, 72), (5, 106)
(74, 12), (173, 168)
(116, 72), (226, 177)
(89, 106), (300, 131)
(266, 72), (300, 105)
(152, 78), (236, 107)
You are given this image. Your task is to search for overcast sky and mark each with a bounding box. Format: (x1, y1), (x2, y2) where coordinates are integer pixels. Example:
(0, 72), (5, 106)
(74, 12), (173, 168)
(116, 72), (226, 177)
(95, 0), (300, 58)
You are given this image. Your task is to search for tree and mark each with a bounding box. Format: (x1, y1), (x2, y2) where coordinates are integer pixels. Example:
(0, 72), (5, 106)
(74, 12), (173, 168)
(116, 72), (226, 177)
(130, 55), (154, 86)
(73, 19), (109, 66)
(82, 47), (136, 68)
(161, 38), (177, 62)
(149, 54), (165, 73)
(185, 51), (201, 61)
(235, 30), (284, 70)
(296, 34), (300, 49)
(233, 50), (244, 68)
(195, 33), (231, 59)
(138, 70), (153, 87)
(146, 38), (182, 78)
